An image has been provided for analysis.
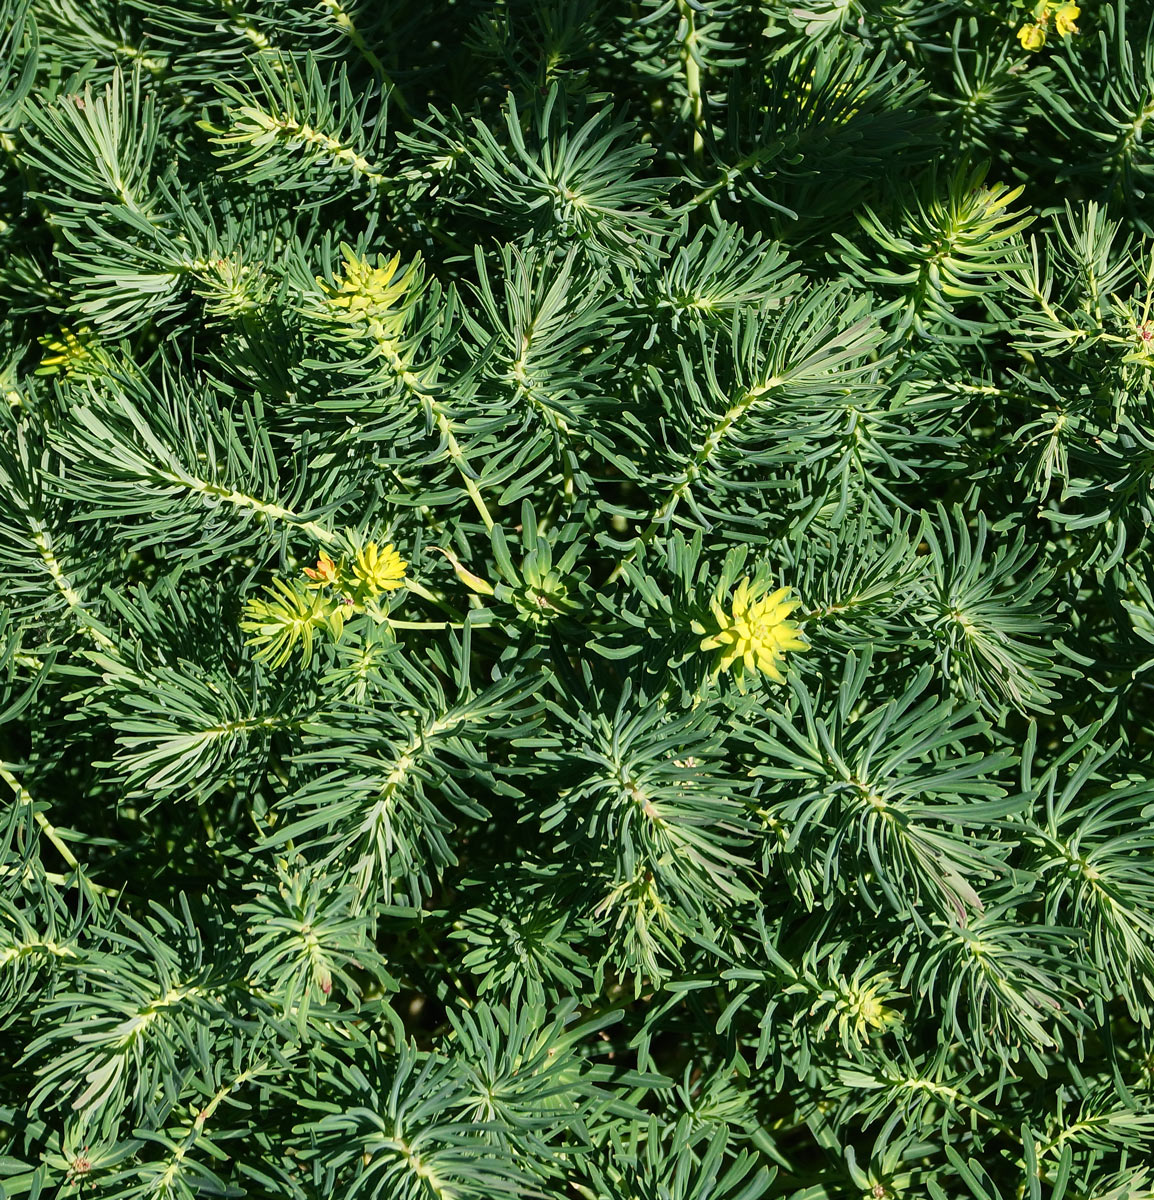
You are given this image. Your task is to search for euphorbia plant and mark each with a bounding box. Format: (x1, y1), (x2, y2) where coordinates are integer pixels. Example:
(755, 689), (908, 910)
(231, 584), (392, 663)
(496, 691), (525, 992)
(2, 1), (1154, 1198)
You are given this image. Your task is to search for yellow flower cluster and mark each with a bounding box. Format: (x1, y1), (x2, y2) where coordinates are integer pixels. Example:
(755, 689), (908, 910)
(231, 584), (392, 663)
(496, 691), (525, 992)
(833, 974), (904, 1045)
(304, 542), (407, 600)
(37, 326), (96, 376)
(319, 247), (420, 342)
(242, 541), (409, 669)
(1017, 2), (1079, 51)
(700, 578), (807, 684)
(350, 542), (407, 596)
(324, 253), (405, 316)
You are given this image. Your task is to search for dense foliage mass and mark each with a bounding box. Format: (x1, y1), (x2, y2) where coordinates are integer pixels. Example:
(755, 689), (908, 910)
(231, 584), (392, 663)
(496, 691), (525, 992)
(3, 0), (1154, 1196)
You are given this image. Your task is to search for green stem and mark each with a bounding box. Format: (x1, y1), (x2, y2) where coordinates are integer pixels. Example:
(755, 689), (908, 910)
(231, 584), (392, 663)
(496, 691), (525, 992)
(31, 526), (119, 653)
(689, 150), (762, 209)
(218, 0), (278, 51)
(0, 863), (119, 895)
(604, 377), (779, 584)
(157, 471), (339, 545)
(405, 578), (466, 620)
(677, 0), (705, 167)
(433, 410), (496, 533)
(318, 0), (410, 118)
(385, 618), (493, 631)
(1, 761), (80, 871)
(375, 338), (496, 532)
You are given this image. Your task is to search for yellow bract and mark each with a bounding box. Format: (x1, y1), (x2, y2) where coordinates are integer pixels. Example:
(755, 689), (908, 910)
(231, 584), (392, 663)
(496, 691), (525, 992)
(1017, 22), (1046, 50)
(37, 326), (96, 376)
(321, 249), (417, 330)
(1018, 2), (1079, 50)
(1054, 3), (1079, 35)
(241, 578), (337, 669)
(835, 975), (904, 1045)
(351, 542), (407, 597)
(700, 578), (807, 683)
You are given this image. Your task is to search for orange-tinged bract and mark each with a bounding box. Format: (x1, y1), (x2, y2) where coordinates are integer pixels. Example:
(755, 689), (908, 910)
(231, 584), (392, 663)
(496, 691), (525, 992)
(303, 550), (339, 588)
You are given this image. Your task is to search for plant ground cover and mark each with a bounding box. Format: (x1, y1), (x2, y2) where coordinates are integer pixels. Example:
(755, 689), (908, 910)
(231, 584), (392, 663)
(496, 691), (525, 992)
(3, 1), (1154, 1197)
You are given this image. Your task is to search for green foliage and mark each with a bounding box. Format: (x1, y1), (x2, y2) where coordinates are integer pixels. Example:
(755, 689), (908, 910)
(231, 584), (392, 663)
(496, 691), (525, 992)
(2, 2), (1154, 1199)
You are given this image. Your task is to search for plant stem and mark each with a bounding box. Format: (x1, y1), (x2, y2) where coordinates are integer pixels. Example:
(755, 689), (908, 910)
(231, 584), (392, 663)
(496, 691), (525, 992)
(2, 761), (80, 871)
(374, 337), (497, 532)
(677, 0), (706, 168)
(32, 527), (120, 653)
(604, 378), (779, 583)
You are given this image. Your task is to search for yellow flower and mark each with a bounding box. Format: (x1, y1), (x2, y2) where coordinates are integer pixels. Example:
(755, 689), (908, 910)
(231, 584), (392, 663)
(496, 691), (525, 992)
(1017, 22), (1047, 50)
(326, 254), (400, 314)
(350, 542), (407, 598)
(1053, 3), (1079, 35)
(700, 578), (807, 683)
(834, 974), (904, 1045)
(319, 247), (420, 337)
(37, 326), (96, 376)
(303, 550), (339, 588)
